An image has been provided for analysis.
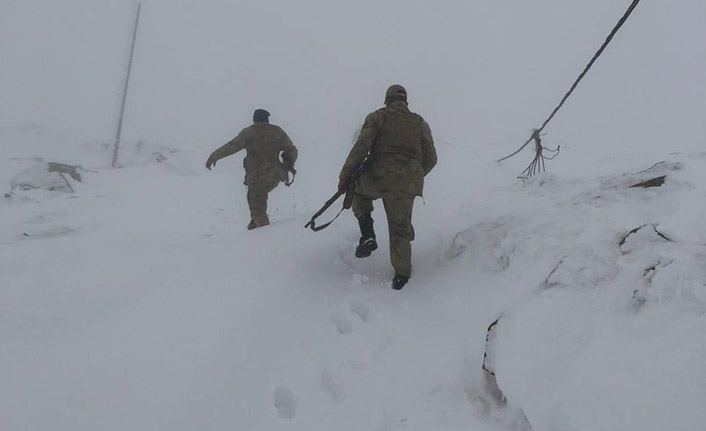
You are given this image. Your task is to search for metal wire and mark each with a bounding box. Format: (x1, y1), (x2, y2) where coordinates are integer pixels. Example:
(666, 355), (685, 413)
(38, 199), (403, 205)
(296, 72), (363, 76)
(499, 0), (642, 177)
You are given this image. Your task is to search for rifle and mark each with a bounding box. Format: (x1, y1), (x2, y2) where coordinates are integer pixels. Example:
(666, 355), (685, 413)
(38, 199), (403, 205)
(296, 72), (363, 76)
(305, 158), (370, 231)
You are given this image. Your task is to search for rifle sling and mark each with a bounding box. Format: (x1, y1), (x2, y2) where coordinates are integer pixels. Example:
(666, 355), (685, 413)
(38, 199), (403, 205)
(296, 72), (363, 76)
(305, 190), (346, 231)
(306, 156), (372, 232)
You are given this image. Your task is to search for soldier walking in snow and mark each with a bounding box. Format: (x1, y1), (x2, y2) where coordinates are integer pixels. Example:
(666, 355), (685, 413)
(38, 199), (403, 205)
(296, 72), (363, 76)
(338, 85), (437, 289)
(206, 109), (298, 230)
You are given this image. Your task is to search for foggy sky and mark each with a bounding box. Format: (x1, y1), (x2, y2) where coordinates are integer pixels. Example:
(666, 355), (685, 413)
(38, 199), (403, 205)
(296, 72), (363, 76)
(1, 0), (704, 164)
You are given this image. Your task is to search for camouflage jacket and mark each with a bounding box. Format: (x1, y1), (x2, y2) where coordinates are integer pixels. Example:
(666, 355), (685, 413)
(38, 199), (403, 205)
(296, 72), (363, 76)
(210, 123), (298, 186)
(339, 101), (437, 199)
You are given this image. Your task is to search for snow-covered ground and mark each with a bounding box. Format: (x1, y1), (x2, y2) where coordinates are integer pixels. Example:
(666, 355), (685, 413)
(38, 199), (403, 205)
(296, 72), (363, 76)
(2, 0), (705, 429)
(1, 126), (704, 430)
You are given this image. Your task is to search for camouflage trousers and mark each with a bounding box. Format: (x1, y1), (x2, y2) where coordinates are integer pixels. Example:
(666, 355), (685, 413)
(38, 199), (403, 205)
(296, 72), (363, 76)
(247, 182), (278, 227)
(352, 193), (415, 277)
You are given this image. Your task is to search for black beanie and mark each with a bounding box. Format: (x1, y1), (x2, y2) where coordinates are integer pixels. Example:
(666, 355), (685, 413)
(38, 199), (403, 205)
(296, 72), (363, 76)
(253, 109), (270, 123)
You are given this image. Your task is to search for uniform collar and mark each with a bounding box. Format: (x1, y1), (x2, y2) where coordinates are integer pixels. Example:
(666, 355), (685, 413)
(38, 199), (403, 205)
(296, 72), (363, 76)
(385, 100), (410, 112)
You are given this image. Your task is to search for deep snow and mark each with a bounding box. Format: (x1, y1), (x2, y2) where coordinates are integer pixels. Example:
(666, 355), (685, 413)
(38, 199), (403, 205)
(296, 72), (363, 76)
(1, 128), (704, 430)
(2, 1), (705, 429)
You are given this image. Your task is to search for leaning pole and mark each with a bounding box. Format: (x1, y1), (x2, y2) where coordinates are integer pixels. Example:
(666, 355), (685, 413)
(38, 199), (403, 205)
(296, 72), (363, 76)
(111, 2), (142, 168)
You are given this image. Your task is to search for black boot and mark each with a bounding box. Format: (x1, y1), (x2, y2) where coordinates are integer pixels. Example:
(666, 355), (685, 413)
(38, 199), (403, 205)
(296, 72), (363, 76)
(355, 214), (378, 258)
(392, 274), (409, 290)
(247, 219), (257, 230)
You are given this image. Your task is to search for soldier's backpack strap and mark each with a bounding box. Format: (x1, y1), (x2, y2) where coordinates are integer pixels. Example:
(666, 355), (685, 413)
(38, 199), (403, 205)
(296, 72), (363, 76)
(369, 108), (423, 160)
(366, 108), (387, 155)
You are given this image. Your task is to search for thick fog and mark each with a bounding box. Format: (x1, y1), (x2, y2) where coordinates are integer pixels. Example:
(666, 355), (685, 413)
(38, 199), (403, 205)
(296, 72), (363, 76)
(1, 4), (706, 429)
(1, 0), (704, 168)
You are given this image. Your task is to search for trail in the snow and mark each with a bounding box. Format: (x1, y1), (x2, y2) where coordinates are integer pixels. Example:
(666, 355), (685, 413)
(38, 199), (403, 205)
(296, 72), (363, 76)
(2, 135), (705, 430)
(0, 142), (507, 431)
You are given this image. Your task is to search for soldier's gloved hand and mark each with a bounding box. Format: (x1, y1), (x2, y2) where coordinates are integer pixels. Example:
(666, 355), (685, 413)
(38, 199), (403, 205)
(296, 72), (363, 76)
(205, 155), (217, 170)
(338, 179), (348, 193)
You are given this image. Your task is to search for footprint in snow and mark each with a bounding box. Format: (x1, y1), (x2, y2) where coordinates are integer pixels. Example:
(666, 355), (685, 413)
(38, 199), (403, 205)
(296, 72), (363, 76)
(379, 411), (408, 430)
(373, 335), (399, 362)
(330, 313), (354, 335)
(273, 386), (297, 419)
(350, 300), (371, 322)
(321, 367), (346, 403)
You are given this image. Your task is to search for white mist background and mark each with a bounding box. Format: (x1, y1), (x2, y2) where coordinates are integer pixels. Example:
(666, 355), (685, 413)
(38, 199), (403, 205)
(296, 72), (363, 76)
(1, 0), (704, 174)
(1, 2), (705, 430)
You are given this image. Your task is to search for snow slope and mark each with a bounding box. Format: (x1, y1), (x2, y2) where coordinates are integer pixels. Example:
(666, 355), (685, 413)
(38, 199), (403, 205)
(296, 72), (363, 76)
(2, 0), (705, 428)
(1, 127), (704, 430)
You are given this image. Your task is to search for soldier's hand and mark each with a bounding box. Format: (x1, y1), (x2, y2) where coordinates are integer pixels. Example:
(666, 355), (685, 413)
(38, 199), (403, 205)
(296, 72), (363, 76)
(338, 179), (348, 193)
(205, 156), (217, 170)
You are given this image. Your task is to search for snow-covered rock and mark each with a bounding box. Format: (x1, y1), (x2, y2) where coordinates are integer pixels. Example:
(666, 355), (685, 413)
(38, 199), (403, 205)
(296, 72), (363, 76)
(473, 158), (706, 431)
(9, 162), (83, 193)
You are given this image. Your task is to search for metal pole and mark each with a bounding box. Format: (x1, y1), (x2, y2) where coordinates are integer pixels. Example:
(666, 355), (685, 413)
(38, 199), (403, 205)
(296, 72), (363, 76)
(112, 2), (142, 168)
